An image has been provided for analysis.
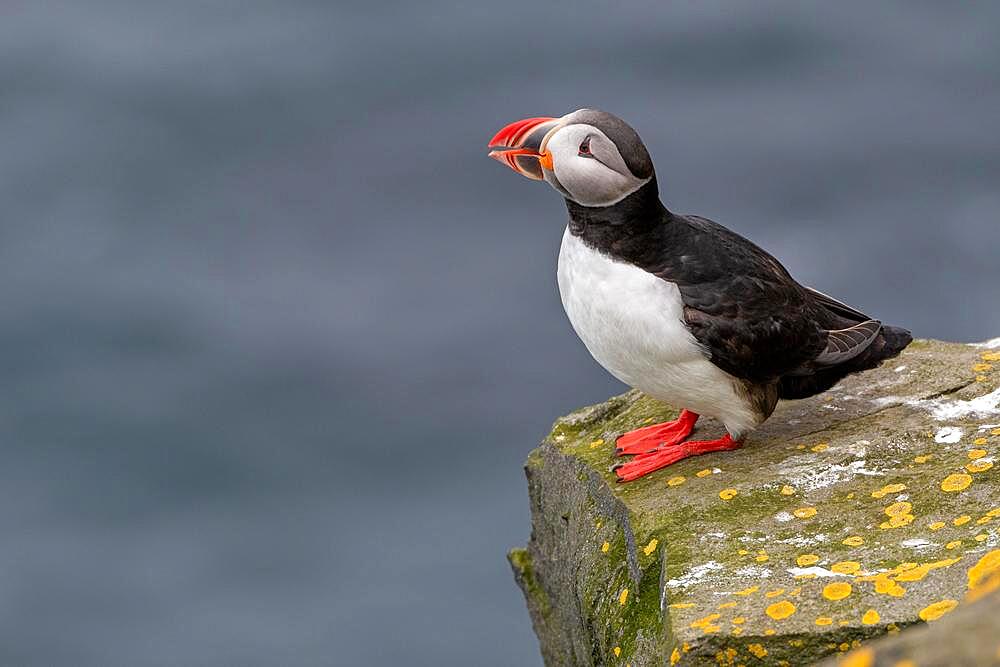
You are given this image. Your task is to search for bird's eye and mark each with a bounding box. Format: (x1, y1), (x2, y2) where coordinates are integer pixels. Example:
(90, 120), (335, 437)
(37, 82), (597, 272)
(578, 137), (591, 156)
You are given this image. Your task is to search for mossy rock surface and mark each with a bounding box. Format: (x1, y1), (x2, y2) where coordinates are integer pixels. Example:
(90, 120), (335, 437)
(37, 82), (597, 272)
(510, 338), (1000, 666)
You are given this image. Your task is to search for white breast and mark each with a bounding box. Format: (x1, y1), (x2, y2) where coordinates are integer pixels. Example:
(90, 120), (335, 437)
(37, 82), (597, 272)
(556, 228), (759, 437)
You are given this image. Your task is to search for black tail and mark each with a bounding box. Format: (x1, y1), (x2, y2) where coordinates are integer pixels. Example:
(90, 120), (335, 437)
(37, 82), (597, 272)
(778, 324), (913, 400)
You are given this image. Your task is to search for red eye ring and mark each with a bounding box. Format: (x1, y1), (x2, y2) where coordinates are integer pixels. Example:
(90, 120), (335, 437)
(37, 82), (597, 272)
(578, 136), (591, 155)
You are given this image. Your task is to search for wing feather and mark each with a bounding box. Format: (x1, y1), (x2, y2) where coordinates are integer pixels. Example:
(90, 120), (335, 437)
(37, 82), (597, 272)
(814, 320), (882, 366)
(805, 286), (871, 321)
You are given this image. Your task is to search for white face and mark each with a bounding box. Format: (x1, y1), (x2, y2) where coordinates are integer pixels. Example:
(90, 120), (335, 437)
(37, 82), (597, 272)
(541, 123), (650, 207)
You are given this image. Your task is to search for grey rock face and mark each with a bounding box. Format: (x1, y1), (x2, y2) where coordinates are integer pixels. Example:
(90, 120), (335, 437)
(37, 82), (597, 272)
(510, 339), (1000, 665)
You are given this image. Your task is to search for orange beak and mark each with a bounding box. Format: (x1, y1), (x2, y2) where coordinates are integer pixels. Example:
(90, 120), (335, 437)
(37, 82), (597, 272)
(487, 116), (559, 180)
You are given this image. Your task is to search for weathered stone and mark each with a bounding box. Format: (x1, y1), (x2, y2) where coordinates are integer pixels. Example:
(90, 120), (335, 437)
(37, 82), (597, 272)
(509, 338), (1000, 666)
(815, 586), (1000, 667)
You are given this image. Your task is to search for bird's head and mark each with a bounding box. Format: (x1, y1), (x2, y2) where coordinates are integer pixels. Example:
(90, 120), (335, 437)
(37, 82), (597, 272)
(487, 108), (653, 208)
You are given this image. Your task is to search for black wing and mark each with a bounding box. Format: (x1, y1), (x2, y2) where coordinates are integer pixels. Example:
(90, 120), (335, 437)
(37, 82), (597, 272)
(654, 215), (871, 384)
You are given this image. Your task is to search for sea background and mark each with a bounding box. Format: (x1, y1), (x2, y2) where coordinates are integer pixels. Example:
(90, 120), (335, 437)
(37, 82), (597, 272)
(2, 2), (999, 664)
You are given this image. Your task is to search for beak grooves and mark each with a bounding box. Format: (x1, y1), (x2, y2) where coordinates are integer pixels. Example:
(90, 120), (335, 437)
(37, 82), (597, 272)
(488, 117), (555, 150)
(487, 116), (558, 180)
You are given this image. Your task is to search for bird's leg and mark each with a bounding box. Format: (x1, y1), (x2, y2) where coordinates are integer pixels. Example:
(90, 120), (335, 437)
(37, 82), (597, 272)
(612, 434), (743, 483)
(615, 410), (699, 455)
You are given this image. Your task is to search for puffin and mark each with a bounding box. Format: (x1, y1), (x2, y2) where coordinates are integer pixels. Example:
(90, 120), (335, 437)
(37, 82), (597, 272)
(487, 108), (912, 482)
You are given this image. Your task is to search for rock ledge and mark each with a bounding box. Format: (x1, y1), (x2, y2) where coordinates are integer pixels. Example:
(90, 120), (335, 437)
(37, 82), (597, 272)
(510, 339), (1000, 666)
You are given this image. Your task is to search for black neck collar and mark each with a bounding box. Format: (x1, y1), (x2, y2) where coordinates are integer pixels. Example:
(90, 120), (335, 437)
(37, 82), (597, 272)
(564, 179), (671, 258)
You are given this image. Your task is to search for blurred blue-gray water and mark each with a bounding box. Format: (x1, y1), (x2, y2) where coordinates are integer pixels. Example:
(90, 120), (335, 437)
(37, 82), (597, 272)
(2, 2), (999, 665)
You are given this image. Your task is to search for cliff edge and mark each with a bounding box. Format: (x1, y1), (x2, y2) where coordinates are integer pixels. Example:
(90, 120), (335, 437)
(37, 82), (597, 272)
(510, 338), (1000, 666)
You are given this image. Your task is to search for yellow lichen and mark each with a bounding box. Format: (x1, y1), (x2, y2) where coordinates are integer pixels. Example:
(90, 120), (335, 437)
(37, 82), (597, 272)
(734, 585), (759, 596)
(690, 612), (721, 634)
(967, 550), (1000, 600)
(796, 554), (819, 566)
(814, 616), (832, 626)
(717, 647), (737, 665)
(589, 439), (604, 448)
(778, 485), (795, 496)
(669, 602), (695, 609)
(871, 483), (907, 498)
(880, 513), (914, 529)
(619, 588), (629, 606)
(967, 460), (994, 473)
(732, 616), (745, 625)
(719, 488), (738, 501)
(946, 540), (962, 550)
(969, 448), (988, 459)
(918, 598), (958, 621)
(764, 588), (785, 598)
(831, 561), (861, 575)
(894, 557), (961, 583)
(811, 443), (829, 452)
(765, 600), (796, 620)
(954, 515), (972, 526)
(928, 521), (945, 530)
(793, 507), (817, 519)
(914, 454), (932, 463)
(842, 536), (864, 546)
(717, 601), (736, 609)
(601, 541), (610, 553)
(764, 629), (776, 636)
(667, 476), (686, 487)
(861, 609), (880, 625)
(895, 565), (929, 582)
(885, 501), (912, 516)
(695, 468), (712, 477)
(983, 351), (1000, 361)
(976, 533), (988, 542)
(941, 473), (973, 492)
(747, 644), (767, 659)
(877, 578), (906, 597)
(756, 553), (769, 563)
(823, 581), (852, 600)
